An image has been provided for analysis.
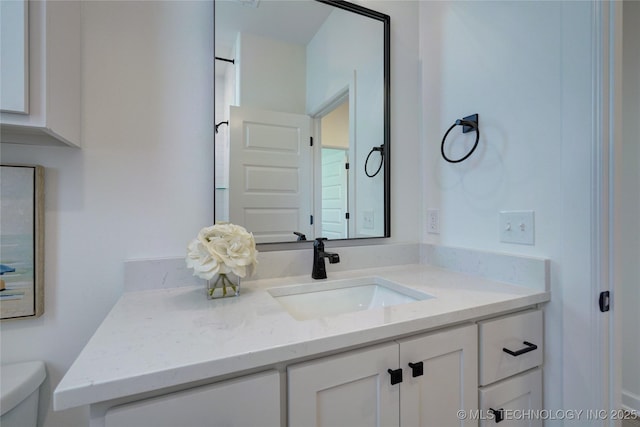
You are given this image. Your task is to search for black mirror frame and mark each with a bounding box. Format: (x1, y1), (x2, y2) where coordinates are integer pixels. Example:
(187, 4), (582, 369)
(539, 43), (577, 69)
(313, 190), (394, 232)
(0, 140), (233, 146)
(213, 0), (391, 245)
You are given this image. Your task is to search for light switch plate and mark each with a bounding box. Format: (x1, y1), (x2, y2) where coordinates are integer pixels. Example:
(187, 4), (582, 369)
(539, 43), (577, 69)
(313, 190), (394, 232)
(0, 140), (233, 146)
(499, 210), (535, 245)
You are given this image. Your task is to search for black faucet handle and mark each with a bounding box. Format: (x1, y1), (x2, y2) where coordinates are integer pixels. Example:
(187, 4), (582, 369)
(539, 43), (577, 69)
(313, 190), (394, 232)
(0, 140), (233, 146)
(314, 237), (327, 248)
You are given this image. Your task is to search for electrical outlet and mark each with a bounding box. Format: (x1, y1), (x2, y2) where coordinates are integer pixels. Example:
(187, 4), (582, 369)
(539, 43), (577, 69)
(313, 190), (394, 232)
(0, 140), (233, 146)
(427, 209), (440, 234)
(363, 211), (374, 229)
(499, 210), (535, 245)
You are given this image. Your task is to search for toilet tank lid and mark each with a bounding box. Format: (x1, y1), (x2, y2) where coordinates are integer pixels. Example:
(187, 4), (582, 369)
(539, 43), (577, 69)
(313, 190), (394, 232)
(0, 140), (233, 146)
(1, 361), (46, 416)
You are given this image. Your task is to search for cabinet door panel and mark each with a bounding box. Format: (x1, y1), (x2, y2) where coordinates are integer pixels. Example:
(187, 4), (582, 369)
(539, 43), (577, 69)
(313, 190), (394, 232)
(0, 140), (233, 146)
(104, 370), (281, 427)
(288, 342), (400, 427)
(399, 324), (478, 427)
(478, 368), (542, 427)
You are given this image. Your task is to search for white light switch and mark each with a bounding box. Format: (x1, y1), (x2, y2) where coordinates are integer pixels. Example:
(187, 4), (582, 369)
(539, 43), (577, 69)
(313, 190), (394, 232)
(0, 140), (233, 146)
(499, 211), (535, 245)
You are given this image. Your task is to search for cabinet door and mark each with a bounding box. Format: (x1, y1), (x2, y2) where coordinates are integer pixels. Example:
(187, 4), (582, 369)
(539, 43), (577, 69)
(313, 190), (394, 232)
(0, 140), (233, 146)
(288, 342), (400, 427)
(104, 370), (281, 427)
(399, 324), (478, 427)
(478, 368), (542, 427)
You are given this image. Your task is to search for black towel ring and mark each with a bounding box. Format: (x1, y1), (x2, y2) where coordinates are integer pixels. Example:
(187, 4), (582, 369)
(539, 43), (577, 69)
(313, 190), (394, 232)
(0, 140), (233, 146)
(441, 114), (480, 163)
(365, 144), (384, 177)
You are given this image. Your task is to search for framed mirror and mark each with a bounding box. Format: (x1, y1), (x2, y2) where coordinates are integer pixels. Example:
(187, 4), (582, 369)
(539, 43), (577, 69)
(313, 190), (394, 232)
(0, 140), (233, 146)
(214, 0), (390, 244)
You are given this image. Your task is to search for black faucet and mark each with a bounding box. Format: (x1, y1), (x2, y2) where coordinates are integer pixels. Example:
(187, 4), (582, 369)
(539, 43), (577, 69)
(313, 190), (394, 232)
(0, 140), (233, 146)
(312, 238), (340, 279)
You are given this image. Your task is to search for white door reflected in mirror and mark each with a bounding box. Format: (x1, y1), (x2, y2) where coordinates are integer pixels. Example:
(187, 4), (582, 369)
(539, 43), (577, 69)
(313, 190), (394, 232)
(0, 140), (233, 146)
(228, 106), (313, 244)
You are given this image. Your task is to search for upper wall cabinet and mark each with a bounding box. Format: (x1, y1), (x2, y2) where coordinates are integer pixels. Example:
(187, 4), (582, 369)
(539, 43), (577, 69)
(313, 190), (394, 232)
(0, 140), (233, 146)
(0, 0), (81, 148)
(1, 1), (29, 114)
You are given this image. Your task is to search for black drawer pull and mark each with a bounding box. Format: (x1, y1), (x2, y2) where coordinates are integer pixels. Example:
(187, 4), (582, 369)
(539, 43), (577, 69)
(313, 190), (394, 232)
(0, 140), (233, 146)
(503, 341), (538, 357)
(489, 408), (505, 423)
(387, 368), (403, 385)
(408, 362), (423, 377)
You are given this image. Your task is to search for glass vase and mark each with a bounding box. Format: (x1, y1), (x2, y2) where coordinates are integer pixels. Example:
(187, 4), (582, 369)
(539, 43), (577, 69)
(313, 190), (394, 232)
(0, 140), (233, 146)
(206, 273), (241, 299)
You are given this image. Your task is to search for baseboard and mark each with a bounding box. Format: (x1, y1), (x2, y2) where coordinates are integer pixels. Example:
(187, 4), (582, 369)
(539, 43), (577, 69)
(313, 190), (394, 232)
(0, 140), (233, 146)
(622, 389), (640, 414)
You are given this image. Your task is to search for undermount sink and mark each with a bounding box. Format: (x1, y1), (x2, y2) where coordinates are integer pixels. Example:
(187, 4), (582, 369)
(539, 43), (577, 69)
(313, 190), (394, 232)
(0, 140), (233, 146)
(268, 276), (433, 321)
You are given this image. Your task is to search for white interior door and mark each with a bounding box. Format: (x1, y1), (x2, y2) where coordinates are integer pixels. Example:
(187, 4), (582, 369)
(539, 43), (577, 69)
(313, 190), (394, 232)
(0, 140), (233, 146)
(229, 106), (312, 243)
(321, 148), (348, 239)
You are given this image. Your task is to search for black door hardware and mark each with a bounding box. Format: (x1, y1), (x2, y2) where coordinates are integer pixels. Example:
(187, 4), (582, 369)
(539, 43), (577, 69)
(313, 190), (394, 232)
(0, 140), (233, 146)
(408, 362), (423, 377)
(489, 408), (505, 423)
(387, 368), (403, 385)
(502, 341), (538, 357)
(599, 291), (610, 312)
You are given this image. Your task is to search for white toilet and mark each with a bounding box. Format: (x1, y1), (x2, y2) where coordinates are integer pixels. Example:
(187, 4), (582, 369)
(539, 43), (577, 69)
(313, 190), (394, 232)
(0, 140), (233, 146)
(1, 361), (46, 427)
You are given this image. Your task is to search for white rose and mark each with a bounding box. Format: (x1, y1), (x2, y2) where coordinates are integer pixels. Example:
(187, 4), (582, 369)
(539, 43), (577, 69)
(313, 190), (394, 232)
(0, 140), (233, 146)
(186, 223), (258, 280)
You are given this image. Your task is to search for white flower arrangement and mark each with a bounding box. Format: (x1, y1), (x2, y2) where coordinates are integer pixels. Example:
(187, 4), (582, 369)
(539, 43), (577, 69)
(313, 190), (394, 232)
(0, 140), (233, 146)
(186, 223), (258, 281)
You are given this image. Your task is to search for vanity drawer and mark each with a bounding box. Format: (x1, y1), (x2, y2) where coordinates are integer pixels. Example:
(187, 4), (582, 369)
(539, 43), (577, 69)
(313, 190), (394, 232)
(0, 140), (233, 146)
(478, 368), (542, 426)
(478, 309), (543, 386)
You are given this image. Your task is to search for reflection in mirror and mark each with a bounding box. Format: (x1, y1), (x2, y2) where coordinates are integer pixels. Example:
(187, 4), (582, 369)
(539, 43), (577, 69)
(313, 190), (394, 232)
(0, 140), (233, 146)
(215, 0), (389, 244)
(320, 98), (349, 239)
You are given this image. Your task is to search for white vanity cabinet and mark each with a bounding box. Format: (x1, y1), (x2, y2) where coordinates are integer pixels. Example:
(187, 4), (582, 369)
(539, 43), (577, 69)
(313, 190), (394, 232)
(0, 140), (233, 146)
(0, 0), (81, 147)
(81, 308), (545, 427)
(101, 370), (281, 427)
(478, 309), (544, 426)
(288, 324), (478, 427)
(54, 262), (550, 427)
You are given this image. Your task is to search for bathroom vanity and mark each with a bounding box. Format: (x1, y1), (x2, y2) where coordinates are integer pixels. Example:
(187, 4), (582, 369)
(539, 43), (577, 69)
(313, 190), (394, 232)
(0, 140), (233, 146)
(54, 258), (549, 427)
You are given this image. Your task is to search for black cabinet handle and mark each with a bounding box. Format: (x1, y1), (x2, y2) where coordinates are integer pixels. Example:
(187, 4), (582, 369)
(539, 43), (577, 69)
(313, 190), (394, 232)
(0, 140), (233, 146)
(489, 408), (504, 423)
(503, 341), (538, 357)
(387, 368), (403, 385)
(408, 362), (423, 377)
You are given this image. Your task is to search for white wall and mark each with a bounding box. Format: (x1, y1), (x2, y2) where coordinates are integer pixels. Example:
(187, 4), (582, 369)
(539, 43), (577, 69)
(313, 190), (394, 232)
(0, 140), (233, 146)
(214, 58), (235, 221)
(237, 32), (307, 114)
(307, 6), (386, 238)
(0, 2), (213, 426)
(420, 0), (563, 253)
(621, 0), (640, 413)
(419, 0), (597, 420)
(371, 0), (420, 245)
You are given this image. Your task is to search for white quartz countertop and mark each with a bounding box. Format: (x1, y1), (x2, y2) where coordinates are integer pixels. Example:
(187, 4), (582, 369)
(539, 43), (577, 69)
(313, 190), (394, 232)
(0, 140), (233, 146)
(54, 264), (549, 410)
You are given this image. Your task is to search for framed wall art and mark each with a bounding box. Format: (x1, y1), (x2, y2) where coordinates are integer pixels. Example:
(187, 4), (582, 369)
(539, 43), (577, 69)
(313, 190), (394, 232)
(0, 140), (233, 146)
(0, 164), (44, 320)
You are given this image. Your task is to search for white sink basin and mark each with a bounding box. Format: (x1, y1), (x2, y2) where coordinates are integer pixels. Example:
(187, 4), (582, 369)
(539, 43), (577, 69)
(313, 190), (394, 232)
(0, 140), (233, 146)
(268, 276), (433, 320)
